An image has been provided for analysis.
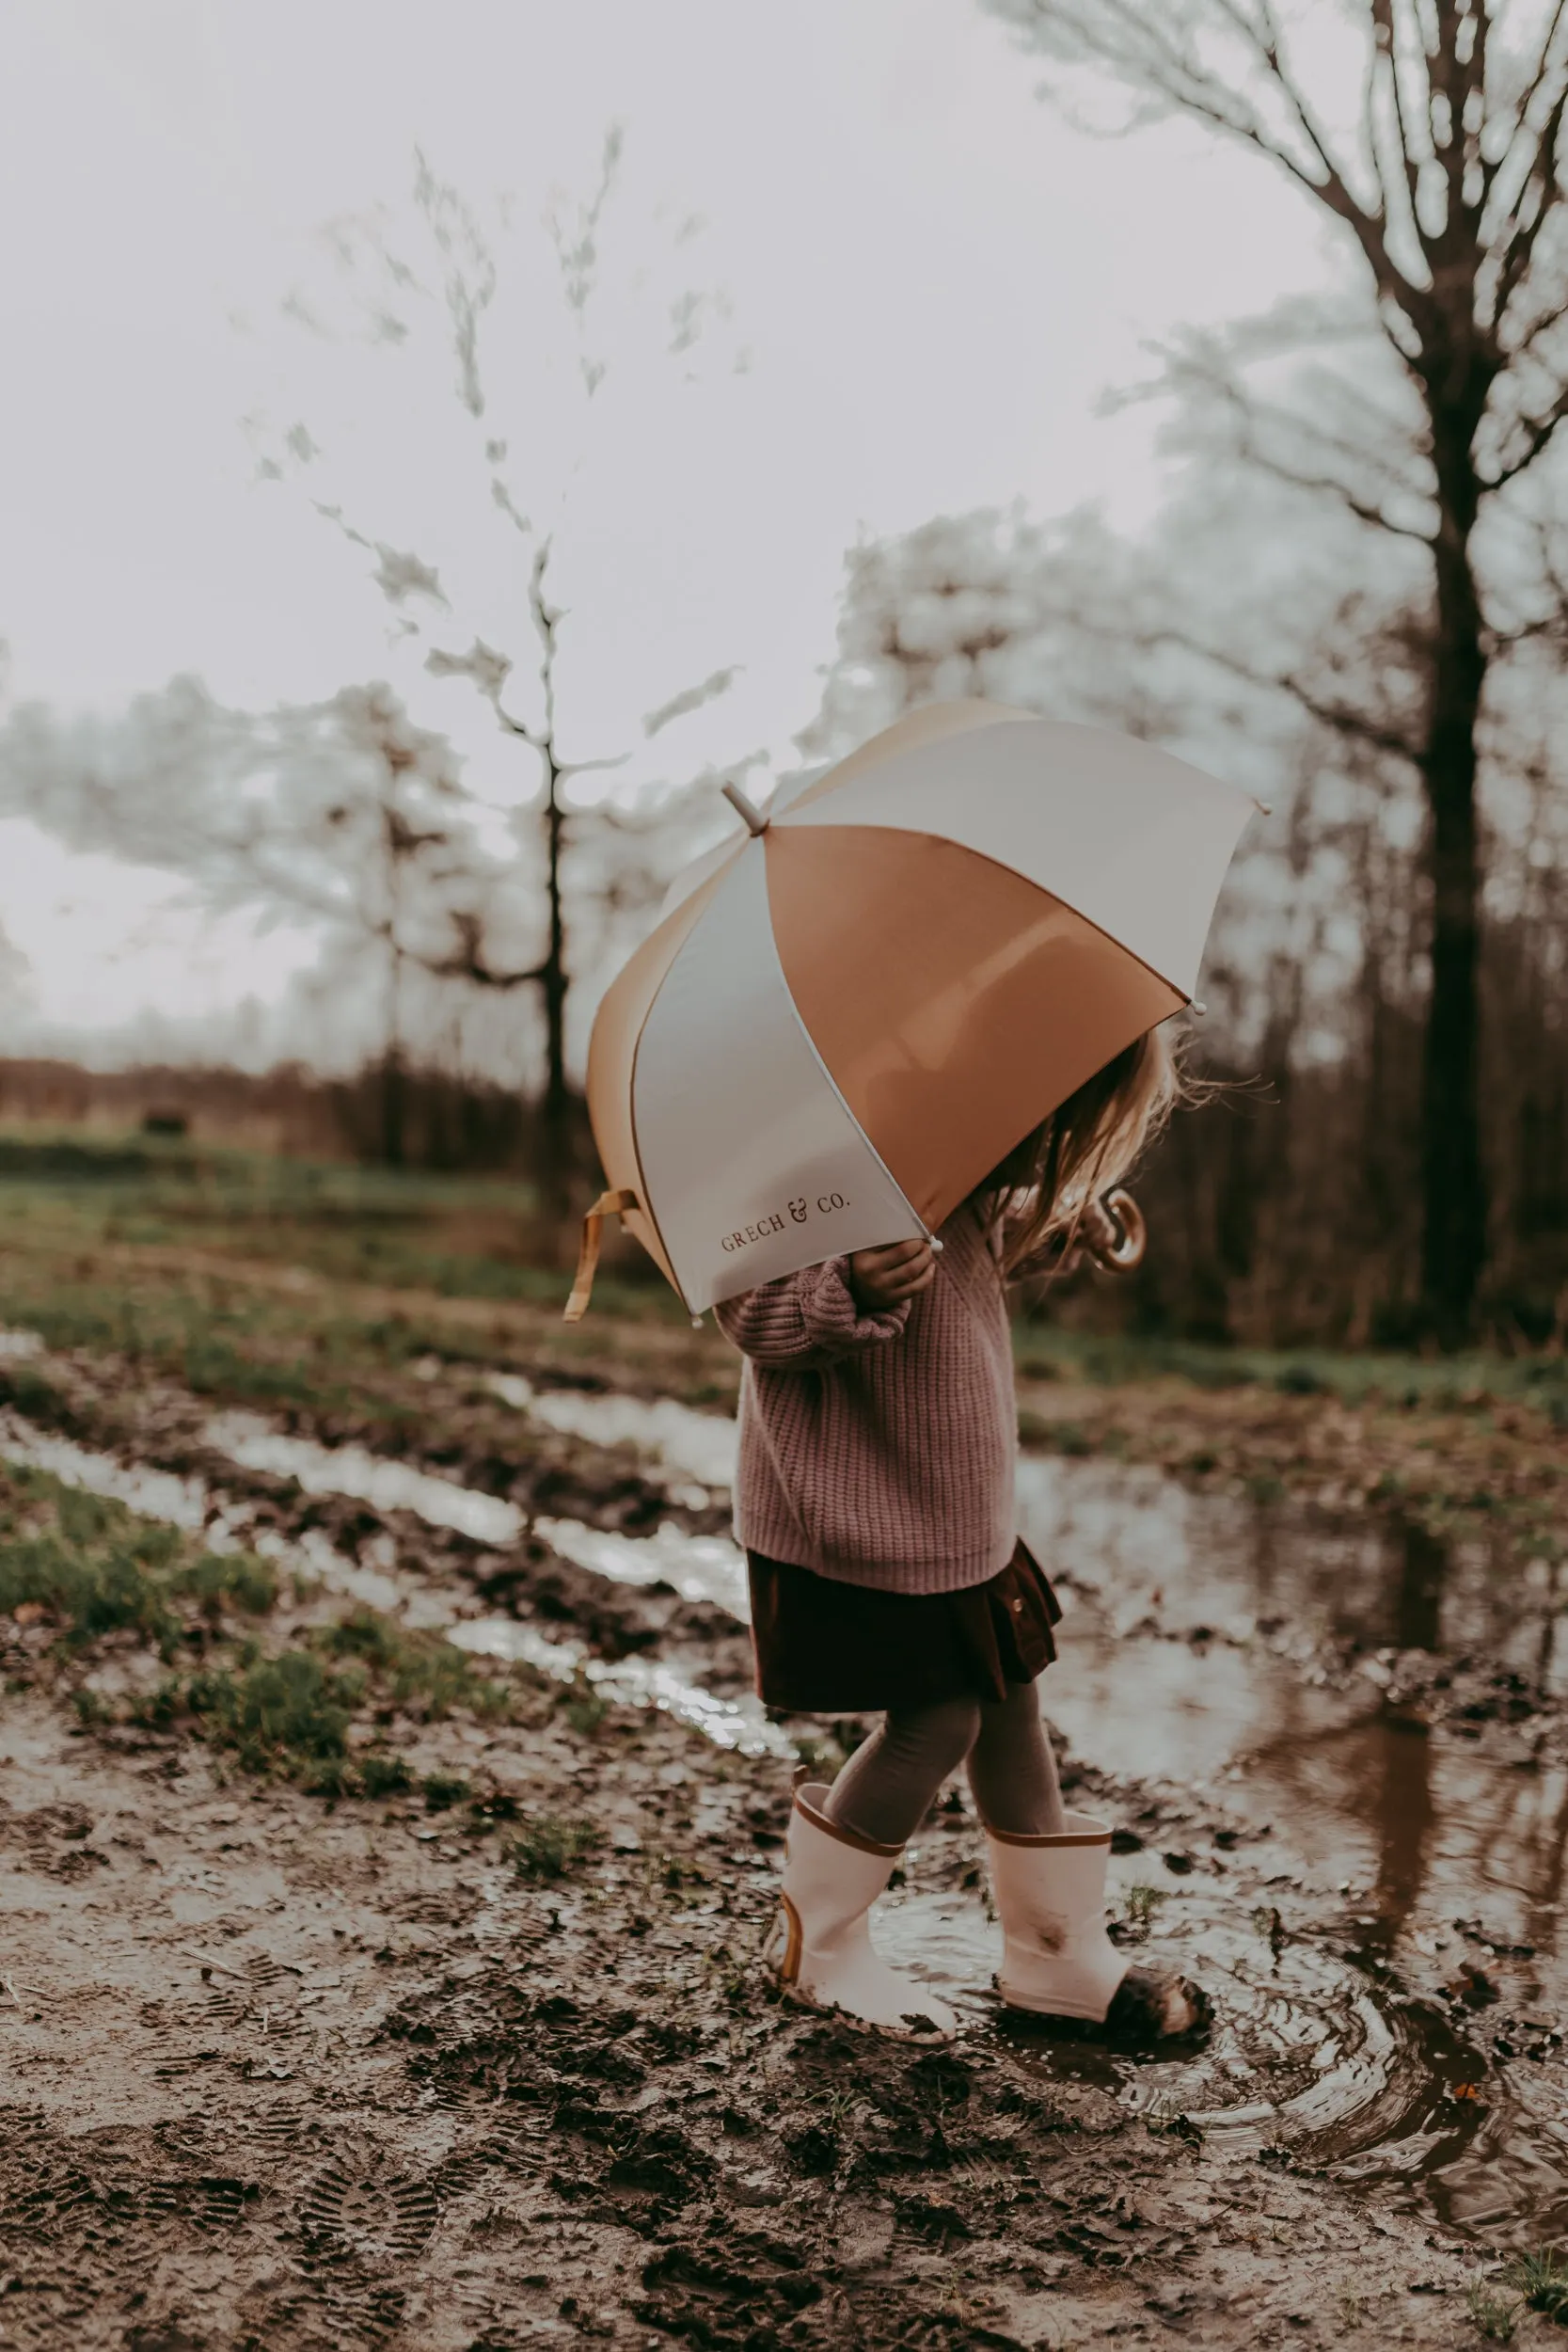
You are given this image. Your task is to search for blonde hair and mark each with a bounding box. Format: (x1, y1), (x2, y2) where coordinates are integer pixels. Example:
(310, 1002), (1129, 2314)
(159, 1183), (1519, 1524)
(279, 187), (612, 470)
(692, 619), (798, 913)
(969, 1024), (1181, 1277)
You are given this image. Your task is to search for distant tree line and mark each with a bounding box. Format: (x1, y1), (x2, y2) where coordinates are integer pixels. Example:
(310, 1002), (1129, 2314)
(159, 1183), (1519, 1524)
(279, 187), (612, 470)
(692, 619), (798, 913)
(0, 1056), (569, 1178)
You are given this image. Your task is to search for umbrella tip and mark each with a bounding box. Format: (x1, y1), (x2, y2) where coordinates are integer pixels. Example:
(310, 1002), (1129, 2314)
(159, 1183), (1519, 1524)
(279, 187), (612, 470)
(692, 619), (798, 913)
(721, 781), (769, 836)
(927, 1234), (943, 1254)
(1255, 799), (1273, 816)
(1189, 999), (1208, 1017)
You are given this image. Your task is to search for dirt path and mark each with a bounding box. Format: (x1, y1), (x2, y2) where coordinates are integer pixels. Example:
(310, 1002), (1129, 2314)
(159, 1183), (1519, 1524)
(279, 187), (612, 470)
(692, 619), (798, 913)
(0, 1322), (1554, 2347)
(2, 1682), (1500, 2352)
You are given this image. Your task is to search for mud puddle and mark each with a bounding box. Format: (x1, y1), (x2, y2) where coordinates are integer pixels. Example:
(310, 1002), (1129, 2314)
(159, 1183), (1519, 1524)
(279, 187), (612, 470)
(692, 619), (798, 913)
(0, 1405), (772, 1756)
(994, 1456), (1568, 2245)
(486, 1370), (737, 1501)
(190, 1397), (1568, 2242)
(8, 1334), (1568, 2246)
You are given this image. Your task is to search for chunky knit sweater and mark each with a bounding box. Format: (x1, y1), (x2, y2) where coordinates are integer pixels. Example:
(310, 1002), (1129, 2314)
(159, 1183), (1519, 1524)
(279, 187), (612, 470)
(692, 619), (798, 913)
(712, 1203), (1017, 1594)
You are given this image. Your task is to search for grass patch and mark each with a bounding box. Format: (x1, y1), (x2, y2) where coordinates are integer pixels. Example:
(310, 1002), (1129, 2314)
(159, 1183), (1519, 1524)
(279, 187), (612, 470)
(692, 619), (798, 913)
(0, 1462), (537, 1800)
(171, 1549), (279, 1617)
(0, 1467), (275, 1656)
(1119, 1884), (1170, 1943)
(174, 1646), (363, 1776)
(1467, 2279), (1521, 2340)
(358, 1750), (416, 1798)
(314, 1607), (511, 1721)
(1012, 1322), (1568, 1414)
(420, 1772), (470, 1811)
(0, 1128), (677, 1321)
(504, 1812), (605, 1883)
(554, 1670), (610, 1737)
(130, 1617), (535, 1794)
(1505, 2248), (1568, 2322)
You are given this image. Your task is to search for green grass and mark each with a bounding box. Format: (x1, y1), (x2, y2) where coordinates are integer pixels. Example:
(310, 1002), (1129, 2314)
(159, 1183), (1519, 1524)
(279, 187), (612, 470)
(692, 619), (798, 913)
(1014, 1323), (1568, 1414)
(3, 1121), (1564, 1424)
(132, 1614), (536, 1792)
(170, 1647), (365, 1779)
(1504, 2248), (1568, 2322)
(0, 1132), (701, 1434)
(1467, 2278), (1521, 2339)
(1119, 1884), (1170, 1942)
(0, 1467), (276, 1657)
(504, 1812), (606, 1883)
(0, 1125), (675, 1320)
(420, 1772), (471, 1811)
(314, 1607), (512, 1721)
(0, 1460), (542, 1799)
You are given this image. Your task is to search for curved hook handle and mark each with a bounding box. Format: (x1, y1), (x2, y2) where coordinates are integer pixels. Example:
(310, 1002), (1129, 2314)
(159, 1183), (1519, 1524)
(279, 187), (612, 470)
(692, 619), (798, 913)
(1086, 1186), (1147, 1274)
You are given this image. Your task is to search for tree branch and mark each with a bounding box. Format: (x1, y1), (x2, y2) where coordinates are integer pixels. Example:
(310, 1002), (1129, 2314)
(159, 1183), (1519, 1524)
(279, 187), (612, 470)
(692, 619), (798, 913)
(1140, 622), (1424, 762)
(1490, 379), (1568, 482)
(990, 0), (1430, 346)
(1484, 1), (1568, 328)
(1243, 449), (1436, 539)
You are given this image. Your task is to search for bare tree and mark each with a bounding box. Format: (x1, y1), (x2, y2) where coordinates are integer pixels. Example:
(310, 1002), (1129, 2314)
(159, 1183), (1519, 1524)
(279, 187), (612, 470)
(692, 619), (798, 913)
(258, 131), (746, 1216)
(0, 675), (523, 1144)
(984, 0), (1568, 1343)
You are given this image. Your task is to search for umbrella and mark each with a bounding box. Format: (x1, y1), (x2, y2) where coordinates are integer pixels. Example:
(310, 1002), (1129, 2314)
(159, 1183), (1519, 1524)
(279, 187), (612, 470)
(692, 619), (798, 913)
(565, 699), (1259, 1321)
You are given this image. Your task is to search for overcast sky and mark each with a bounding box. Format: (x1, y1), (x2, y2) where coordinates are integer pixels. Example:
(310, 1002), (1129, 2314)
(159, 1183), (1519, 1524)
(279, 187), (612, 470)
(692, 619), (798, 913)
(0, 0), (1337, 1049)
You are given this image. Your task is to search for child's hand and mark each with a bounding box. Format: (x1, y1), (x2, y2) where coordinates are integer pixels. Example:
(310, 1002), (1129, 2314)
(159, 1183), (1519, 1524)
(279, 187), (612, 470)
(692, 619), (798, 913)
(848, 1238), (936, 1311)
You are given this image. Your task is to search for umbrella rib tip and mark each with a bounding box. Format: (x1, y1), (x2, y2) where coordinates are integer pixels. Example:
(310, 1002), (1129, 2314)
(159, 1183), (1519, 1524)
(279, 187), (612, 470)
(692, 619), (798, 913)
(721, 781), (769, 836)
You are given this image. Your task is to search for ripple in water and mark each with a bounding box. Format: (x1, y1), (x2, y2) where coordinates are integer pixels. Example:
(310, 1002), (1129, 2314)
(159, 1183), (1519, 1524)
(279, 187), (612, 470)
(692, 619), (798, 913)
(877, 1883), (1493, 2182)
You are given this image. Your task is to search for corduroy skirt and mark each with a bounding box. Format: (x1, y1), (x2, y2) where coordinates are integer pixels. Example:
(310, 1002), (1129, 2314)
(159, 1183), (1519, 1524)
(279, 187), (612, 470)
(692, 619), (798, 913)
(746, 1535), (1061, 1715)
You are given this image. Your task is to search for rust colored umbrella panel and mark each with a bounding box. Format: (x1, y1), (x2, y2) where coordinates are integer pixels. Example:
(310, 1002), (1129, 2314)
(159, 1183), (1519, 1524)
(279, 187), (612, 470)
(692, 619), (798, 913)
(568, 700), (1258, 1319)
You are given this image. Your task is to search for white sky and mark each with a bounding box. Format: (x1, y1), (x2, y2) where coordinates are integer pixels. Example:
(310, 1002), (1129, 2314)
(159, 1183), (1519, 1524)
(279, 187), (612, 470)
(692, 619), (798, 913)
(0, 0), (1338, 1048)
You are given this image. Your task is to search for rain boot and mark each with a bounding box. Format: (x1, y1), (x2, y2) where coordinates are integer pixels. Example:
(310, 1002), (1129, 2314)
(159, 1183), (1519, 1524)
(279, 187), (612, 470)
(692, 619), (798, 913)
(986, 1812), (1210, 2044)
(768, 1781), (957, 2040)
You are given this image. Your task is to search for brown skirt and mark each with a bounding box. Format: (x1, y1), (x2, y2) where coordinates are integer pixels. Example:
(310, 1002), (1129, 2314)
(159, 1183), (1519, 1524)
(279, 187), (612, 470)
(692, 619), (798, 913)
(747, 1536), (1061, 1715)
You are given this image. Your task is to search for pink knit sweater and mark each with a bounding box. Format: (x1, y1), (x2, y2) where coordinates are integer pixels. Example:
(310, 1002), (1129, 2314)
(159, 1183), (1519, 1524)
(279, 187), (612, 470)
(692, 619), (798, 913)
(712, 1203), (1017, 1594)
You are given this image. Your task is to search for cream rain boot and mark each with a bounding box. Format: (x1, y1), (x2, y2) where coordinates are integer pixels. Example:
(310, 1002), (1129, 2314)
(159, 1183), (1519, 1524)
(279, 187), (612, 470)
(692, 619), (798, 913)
(987, 1812), (1210, 2043)
(768, 1781), (957, 2041)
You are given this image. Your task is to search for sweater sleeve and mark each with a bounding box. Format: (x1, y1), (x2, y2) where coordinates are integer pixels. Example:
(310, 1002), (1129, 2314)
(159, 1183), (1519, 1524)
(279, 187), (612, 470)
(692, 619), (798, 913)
(713, 1255), (911, 1369)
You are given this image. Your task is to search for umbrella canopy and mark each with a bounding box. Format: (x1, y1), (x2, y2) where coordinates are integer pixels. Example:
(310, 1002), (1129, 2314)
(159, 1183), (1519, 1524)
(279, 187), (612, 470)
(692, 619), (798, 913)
(569, 699), (1257, 1319)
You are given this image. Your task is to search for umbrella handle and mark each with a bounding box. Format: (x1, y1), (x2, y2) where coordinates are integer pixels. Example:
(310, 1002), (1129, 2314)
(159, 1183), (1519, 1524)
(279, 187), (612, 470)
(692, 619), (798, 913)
(1086, 1187), (1147, 1274)
(563, 1187), (641, 1323)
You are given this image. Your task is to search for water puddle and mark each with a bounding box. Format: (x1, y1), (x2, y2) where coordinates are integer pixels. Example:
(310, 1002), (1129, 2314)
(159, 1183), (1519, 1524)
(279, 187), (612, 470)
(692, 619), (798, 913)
(199, 1415), (752, 1620)
(10, 1330), (1568, 2240)
(205, 1412), (525, 1547)
(879, 1881), (1493, 2189)
(0, 1409), (762, 1758)
(487, 1374), (737, 1502)
(0, 1411), (441, 1619)
(534, 1518), (748, 1620)
(450, 1617), (788, 1756)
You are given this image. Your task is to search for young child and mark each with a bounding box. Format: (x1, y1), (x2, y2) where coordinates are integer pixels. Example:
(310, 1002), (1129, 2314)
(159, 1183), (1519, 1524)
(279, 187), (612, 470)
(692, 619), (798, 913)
(714, 1025), (1209, 2045)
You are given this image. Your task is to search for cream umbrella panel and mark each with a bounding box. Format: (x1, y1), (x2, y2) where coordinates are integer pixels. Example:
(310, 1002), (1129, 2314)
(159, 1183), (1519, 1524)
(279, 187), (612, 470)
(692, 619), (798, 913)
(569, 700), (1257, 1320)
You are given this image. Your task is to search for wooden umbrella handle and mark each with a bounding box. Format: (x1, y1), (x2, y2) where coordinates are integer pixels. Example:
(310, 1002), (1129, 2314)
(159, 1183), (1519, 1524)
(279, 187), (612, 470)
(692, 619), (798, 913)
(563, 1188), (641, 1323)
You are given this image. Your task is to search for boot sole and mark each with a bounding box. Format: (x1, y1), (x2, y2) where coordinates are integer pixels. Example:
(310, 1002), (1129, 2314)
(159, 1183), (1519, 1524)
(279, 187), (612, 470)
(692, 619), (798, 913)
(780, 1982), (958, 2042)
(998, 1979), (1212, 2049)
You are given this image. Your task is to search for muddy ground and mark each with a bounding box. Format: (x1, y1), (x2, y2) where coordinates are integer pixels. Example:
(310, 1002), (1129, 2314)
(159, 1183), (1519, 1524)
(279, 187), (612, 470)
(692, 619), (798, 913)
(1, 1299), (1564, 2346)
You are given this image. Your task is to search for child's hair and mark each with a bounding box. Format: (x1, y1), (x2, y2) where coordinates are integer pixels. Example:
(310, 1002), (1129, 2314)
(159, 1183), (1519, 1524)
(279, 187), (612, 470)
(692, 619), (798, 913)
(969, 1023), (1182, 1276)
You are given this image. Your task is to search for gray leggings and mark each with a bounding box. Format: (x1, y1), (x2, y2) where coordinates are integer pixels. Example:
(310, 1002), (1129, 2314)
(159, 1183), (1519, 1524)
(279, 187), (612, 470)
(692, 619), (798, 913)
(823, 1681), (1065, 1848)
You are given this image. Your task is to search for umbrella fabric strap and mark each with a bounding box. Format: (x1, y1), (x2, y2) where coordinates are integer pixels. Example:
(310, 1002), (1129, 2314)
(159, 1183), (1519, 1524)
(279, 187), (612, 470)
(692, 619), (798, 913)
(563, 1188), (641, 1323)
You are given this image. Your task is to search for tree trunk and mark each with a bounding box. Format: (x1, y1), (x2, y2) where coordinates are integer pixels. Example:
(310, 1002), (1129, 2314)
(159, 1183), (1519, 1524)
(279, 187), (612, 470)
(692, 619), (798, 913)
(381, 1046), (407, 1170)
(1418, 430), (1488, 1346)
(539, 759), (572, 1224)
